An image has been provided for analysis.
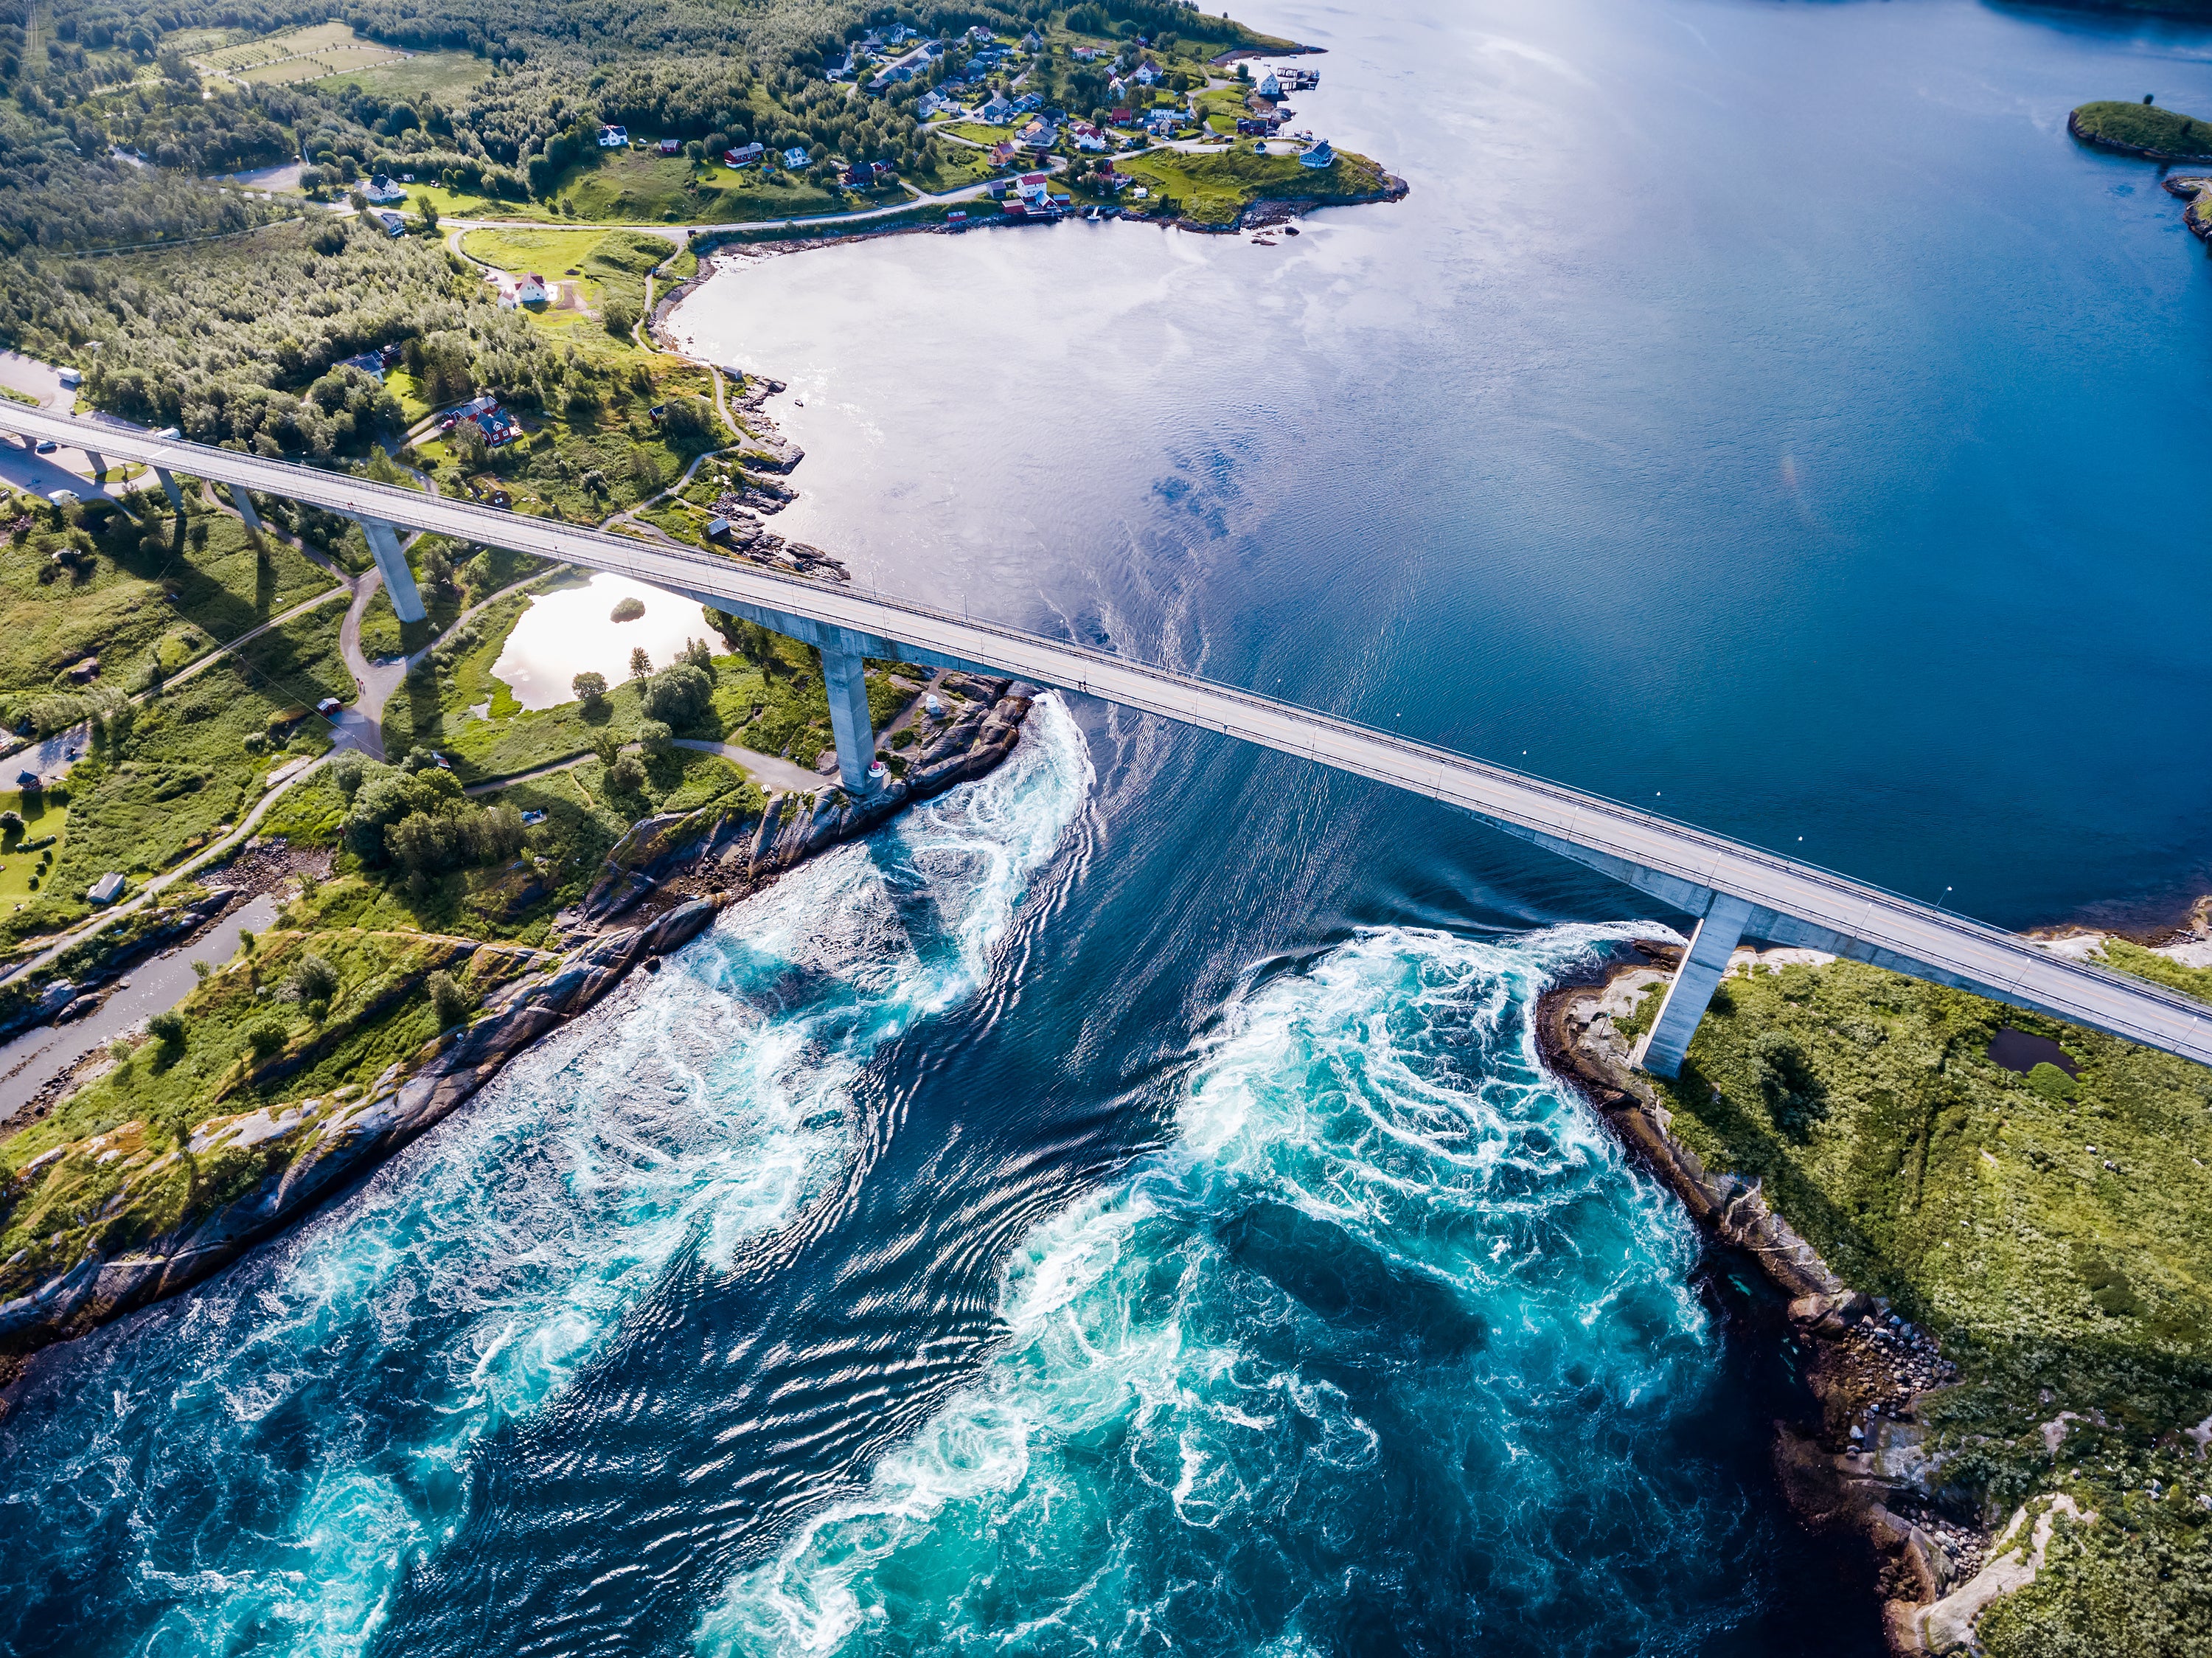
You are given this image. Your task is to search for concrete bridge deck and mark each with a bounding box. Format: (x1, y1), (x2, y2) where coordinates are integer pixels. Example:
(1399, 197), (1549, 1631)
(5, 406), (2206, 1075)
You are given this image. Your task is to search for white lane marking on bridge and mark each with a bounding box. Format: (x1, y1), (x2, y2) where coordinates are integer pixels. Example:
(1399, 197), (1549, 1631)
(4, 406), (2208, 1068)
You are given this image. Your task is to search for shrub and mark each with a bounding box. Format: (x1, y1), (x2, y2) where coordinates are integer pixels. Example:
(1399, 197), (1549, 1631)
(572, 670), (608, 707)
(427, 968), (473, 1030)
(611, 595), (646, 622)
(288, 952), (340, 1008)
(608, 752), (647, 793)
(636, 719), (672, 756)
(147, 1010), (186, 1049)
(243, 1020), (287, 1061)
(639, 663), (712, 725)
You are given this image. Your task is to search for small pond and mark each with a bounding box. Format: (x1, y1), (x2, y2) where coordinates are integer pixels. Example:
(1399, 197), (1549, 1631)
(490, 574), (721, 712)
(1986, 1026), (2079, 1079)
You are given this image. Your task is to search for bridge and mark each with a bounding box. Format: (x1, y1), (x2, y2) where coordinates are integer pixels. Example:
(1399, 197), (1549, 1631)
(4, 404), (2208, 1078)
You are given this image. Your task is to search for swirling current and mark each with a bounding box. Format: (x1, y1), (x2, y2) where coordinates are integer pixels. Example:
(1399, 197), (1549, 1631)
(0, 696), (1872, 1656)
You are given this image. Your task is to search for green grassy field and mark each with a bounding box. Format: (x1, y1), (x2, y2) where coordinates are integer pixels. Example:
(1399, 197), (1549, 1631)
(1631, 960), (2212, 1655)
(556, 152), (849, 223)
(314, 49), (489, 102)
(457, 226), (673, 317)
(0, 793), (68, 903)
(0, 604), (350, 948)
(2073, 100), (2212, 156)
(1119, 143), (1397, 224)
(0, 495), (340, 707)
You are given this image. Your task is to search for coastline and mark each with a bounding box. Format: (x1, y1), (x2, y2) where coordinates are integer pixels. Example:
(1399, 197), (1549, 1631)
(1537, 951), (1996, 1653)
(0, 681), (1037, 1394)
(1535, 928), (2210, 1656)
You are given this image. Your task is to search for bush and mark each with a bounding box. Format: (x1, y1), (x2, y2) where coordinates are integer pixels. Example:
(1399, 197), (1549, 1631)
(608, 752), (647, 793)
(611, 596), (646, 622)
(288, 952), (340, 1008)
(427, 968), (473, 1030)
(636, 719), (672, 756)
(659, 395), (716, 442)
(147, 1009), (186, 1049)
(639, 662), (712, 726)
(572, 670), (608, 707)
(243, 1019), (287, 1061)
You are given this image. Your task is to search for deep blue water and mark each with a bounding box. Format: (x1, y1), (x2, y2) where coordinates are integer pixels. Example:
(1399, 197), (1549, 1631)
(8, 1), (2212, 1653)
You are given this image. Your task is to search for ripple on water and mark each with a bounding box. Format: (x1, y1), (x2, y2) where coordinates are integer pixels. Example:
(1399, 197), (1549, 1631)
(695, 925), (1771, 1657)
(0, 697), (1093, 1658)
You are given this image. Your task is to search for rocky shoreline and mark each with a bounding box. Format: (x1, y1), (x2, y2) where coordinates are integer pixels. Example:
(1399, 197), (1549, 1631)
(0, 681), (1034, 1395)
(1535, 945), (2078, 1656)
(2067, 105), (2212, 164)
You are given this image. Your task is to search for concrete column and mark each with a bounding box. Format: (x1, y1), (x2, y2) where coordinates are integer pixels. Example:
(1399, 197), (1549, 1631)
(1633, 891), (1755, 1078)
(356, 518), (425, 624)
(83, 451), (106, 484)
(820, 636), (878, 794)
(227, 485), (264, 534)
(153, 465), (183, 512)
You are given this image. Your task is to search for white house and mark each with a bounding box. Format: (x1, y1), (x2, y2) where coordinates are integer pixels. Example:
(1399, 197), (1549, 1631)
(1299, 138), (1335, 168)
(1258, 72), (1281, 98)
(1133, 62), (1161, 86)
(599, 125), (629, 148)
(86, 873), (125, 905)
(361, 173), (406, 204)
(374, 209), (406, 236)
(515, 271), (549, 303)
(783, 146), (810, 169)
(981, 93), (1015, 123)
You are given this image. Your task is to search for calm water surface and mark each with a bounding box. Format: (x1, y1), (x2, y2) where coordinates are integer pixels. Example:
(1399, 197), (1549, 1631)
(7, 1), (2212, 1654)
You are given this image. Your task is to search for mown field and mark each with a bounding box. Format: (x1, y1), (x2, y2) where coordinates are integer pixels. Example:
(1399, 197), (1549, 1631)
(192, 22), (409, 87)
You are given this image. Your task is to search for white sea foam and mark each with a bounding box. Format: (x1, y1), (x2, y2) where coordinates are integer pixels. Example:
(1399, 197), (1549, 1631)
(5, 697), (1091, 1658)
(696, 923), (1725, 1657)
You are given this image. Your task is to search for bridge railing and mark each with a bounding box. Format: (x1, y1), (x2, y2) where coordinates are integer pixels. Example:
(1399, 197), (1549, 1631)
(4, 406), (2207, 1051)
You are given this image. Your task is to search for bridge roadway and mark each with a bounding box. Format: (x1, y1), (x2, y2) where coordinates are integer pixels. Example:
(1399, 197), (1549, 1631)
(6, 405), (2209, 1075)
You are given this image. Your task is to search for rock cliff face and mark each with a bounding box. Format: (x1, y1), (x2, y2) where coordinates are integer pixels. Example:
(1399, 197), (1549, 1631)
(1535, 954), (2003, 1655)
(566, 679), (1034, 931)
(0, 684), (1036, 1379)
(0, 899), (720, 1366)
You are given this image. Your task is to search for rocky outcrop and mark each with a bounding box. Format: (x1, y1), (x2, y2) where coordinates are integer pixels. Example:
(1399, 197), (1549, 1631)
(566, 679), (1034, 931)
(1899, 1495), (2096, 1655)
(1537, 953), (1992, 1654)
(0, 901), (720, 1369)
(2069, 105), (2212, 164)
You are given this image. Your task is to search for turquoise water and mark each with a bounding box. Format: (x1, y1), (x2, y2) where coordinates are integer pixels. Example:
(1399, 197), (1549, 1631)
(698, 927), (1748, 1657)
(11, 0), (2212, 1651)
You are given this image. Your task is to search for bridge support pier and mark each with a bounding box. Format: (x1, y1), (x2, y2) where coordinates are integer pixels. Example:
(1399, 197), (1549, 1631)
(153, 465), (183, 513)
(1633, 892), (1753, 1078)
(355, 518), (426, 624)
(82, 451), (107, 485)
(226, 485), (264, 535)
(821, 634), (879, 795)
